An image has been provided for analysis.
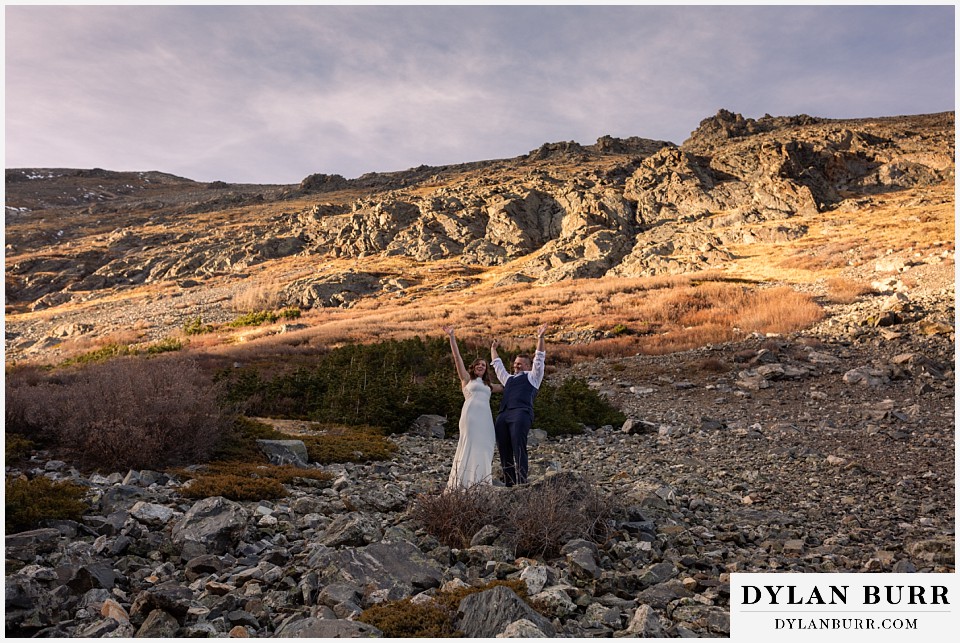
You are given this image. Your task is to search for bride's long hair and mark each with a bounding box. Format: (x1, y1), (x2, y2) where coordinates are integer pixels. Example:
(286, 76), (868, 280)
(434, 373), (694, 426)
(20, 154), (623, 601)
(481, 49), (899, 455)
(467, 359), (492, 387)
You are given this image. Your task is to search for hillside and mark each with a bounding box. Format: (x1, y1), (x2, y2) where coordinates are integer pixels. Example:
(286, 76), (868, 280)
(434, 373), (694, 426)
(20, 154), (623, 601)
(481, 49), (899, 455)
(3, 109), (955, 637)
(4, 110), (954, 365)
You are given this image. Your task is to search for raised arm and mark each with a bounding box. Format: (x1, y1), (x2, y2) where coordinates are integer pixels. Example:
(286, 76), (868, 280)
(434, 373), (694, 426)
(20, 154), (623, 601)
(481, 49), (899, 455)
(528, 324), (548, 389)
(442, 326), (470, 387)
(490, 338), (509, 385)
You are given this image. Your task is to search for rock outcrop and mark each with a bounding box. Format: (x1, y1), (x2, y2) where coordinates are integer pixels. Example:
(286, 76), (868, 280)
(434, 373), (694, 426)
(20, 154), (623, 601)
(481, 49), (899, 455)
(5, 111), (953, 316)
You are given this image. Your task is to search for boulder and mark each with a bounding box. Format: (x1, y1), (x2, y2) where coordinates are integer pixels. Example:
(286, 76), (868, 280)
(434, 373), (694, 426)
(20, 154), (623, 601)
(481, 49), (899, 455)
(307, 539), (444, 599)
(275, 616), (382, 637)
(456, 585), (556, 637)
(626, 604), (664, 637)
(410, 414), (448, 438)
(172, 496), (249, 557)
(129, 501), (177, 526)
(256, 440), (309, 467)
(134, 609), (180, 637)
(318, 512), (383, 547)
(496, 618), (550, 637)
(5, 528), (62, 561)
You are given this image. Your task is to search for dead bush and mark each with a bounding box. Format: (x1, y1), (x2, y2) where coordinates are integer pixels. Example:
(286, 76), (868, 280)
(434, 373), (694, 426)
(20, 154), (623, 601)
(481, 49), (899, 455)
(410, 483), (500, 549)
(503, 473), (616, 558)
(412, 472), (617, 559)
(8, 356), (227, 471)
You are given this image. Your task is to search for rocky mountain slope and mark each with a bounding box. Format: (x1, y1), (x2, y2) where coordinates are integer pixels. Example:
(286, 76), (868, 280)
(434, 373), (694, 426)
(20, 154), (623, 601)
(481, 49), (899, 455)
(3, 109), (956, 637)
(4, 110), (954, 362)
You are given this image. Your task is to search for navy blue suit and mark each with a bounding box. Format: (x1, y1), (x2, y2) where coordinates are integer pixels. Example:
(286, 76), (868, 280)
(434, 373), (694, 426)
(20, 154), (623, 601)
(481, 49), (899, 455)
(492, 351), (545, 486)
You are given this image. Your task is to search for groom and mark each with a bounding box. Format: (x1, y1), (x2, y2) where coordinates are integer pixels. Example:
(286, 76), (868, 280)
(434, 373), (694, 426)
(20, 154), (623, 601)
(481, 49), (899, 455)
(490, 323), (547, 486)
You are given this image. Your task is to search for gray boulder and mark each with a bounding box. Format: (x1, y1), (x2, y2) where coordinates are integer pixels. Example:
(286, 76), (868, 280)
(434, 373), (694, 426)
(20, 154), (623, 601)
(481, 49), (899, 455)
(308, 539), (444, 599)
(410, 414), (448, 438)
(129, 501), (177, 526)
(135, 609), (180, 637)
(456, 585), (556, 637)
(319, 512), (383, 547)
(172, 496), (249, 557)
(843, 366), (890, 387)
(496, 618), (550, 637)
(129, 584), (195, 623)
(626, 604), (664, 637)
(256, 439), (309, 467)
(275, 616), (382, 637)
(621, 418), (658, 435)
(5, 528), (62, 562)
(636, 578), (694, 609)
(672, 601), (730, 636)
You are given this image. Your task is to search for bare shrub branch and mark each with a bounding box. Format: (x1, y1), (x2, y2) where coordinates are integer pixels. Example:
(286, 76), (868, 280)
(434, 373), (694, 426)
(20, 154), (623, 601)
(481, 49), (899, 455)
(412, 472), (617, 558)
(9, 356), (228, 471)
(410, 483), (500, 548)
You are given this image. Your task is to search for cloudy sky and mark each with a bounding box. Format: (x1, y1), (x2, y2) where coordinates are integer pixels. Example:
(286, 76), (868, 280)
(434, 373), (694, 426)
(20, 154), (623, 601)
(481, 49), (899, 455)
(5, 4), (955, 185)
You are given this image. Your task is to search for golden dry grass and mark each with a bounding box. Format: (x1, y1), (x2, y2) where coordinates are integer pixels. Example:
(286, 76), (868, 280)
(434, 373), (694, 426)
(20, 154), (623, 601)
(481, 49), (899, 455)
(231, 279), (285, 313)
(823, 277), (874, 304)
(197, 272), (826, 364)
(722, 184), (955, 283)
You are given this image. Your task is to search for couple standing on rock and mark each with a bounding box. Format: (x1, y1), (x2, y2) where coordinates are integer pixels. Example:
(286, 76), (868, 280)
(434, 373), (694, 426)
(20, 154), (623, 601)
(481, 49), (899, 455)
(441, 324), (547, 489)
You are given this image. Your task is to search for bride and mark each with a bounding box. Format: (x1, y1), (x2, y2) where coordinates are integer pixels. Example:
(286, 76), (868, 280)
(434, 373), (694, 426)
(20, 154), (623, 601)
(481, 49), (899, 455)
(442, 326), (502, 489)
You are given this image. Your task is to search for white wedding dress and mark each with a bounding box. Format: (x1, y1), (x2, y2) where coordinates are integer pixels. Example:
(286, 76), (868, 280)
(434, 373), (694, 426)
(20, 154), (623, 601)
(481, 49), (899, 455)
(446, 378), (495, 489)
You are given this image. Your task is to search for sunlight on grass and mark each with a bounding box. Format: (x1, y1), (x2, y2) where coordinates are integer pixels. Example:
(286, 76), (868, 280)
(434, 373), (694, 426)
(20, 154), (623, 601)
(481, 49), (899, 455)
(198, 272), (827, 363)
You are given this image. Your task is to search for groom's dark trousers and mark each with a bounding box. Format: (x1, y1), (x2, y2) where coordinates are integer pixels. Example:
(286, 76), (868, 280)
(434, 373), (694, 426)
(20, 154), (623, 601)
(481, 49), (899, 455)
(496, 373), (538, 486)
(495, 410), (532, 486)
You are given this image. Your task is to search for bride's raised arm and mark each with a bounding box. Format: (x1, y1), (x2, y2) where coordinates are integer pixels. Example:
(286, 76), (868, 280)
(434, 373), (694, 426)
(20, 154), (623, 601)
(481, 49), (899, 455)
(442, 326), (470, 387)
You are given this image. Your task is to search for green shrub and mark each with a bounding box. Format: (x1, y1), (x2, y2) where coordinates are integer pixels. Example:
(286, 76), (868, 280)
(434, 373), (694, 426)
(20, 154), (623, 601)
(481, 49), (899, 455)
(187, 461), (333, 484)
(180, 472), (288, 501)
(533, 378), (626, 436)
(175, 461), (333, 501)
(6, 477), (89, 533)
(144, 337), (183, 354)
(228, 310), (280, 328)
(217, 337), (461, 431)
(209, 416), (395, 468)
(184, 316), (215, 335)
(5, 433), (34, 461)
(281, 308), (302, 320)
(301, 425), (398, 464)
(59, 343), (134, 367)
(218, 337), (622, 436)
(359, 598), (459, 638)
(210, 416), (287, 463)
(57, 338), (182, 367)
